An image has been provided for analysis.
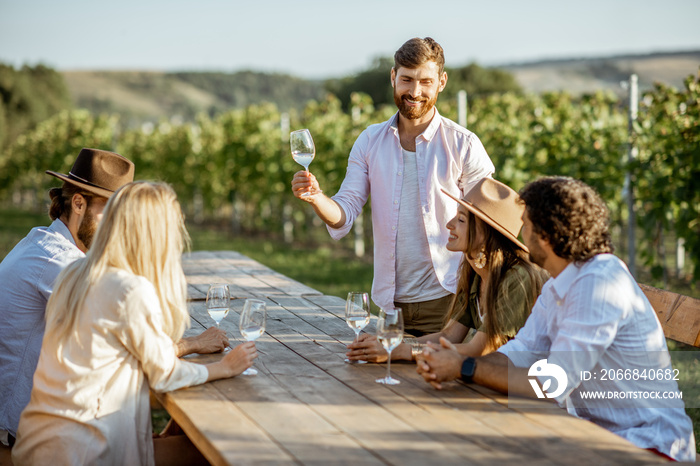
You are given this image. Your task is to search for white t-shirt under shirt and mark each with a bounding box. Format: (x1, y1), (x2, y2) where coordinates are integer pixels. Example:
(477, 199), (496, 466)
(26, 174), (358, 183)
(328, 110), (495, 310)
(394, 148), (450, 303)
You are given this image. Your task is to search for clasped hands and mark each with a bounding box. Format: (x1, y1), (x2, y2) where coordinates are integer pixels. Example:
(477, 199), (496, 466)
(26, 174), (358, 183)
(346, 334), (465, 389)
(415, 337), (465, 390)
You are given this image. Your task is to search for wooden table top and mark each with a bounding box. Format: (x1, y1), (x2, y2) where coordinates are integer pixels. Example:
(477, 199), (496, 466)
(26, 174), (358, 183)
(154, 250), (665, 465)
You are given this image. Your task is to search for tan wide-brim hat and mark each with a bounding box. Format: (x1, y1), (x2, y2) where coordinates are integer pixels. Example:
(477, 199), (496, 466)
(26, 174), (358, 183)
(46, 148), (135, 198)
(441, 178), (529, 253)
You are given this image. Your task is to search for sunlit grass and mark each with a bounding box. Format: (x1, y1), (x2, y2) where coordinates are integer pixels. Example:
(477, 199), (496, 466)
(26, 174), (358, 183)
(0, 207), (50, 259)
(186, 223), (374, 301)
(0, 207), (374, 301)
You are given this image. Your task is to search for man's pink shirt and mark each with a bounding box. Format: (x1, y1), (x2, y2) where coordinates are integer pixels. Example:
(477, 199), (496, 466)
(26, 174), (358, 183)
(327, 110), (494, 310)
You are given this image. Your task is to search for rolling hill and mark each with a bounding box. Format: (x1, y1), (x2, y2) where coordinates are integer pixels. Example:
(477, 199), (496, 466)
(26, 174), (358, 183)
(61, 50), (700, 126)
(501, 50), (700, 95)
(61, 70), (326, 126)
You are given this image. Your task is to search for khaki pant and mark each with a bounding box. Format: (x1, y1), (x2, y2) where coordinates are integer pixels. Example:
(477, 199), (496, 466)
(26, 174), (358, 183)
(394, 294), (454, 337)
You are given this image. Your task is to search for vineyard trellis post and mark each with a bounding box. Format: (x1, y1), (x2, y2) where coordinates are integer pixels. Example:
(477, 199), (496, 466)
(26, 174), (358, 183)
(457, 90), (467, 128)
(351, 104), (365, 257)
(280, 112), (293, 243)
(676, 237), (686, 279)
(625, 74), (638, 277)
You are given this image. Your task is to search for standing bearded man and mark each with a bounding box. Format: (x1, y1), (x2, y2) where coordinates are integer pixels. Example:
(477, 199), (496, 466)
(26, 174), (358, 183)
(292, 37), (494, 336)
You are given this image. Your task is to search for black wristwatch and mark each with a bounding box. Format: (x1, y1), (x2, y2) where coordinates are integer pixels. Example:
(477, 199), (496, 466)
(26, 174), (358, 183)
(460, 357), (477, 383)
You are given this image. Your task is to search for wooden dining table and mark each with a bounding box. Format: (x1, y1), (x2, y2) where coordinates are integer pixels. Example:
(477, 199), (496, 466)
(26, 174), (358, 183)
(154, 250), (667, 465)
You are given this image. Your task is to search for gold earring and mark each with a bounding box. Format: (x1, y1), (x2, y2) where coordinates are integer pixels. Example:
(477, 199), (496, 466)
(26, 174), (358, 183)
(474, 250), (487, 269)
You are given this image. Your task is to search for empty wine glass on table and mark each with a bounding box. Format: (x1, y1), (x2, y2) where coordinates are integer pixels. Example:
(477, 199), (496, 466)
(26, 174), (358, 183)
(239, 299), (266, 375)
(375, 308), (404, 385)
(344, 292), (370, 365)
(290, 128), (316, 197)
(207, 284), (231, 352)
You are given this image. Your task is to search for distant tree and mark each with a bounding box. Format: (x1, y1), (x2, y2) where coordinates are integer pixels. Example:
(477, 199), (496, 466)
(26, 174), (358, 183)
(442, 63), (522, 101)
(173, 71), (325, 112)
(324, 58), (521, 110)
(0, 100), (6, 149)
(0, 63), (72, 149)
(324, 57), (395, 111)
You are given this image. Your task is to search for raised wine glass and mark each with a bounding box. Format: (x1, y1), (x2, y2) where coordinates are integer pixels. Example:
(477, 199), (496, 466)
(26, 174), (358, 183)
(207, 284), (230, 352)
(239, 299), (266, 375)
(344, 292), (370, 364)
(290, 128), (316, 197)
(375, 308), (403, 385)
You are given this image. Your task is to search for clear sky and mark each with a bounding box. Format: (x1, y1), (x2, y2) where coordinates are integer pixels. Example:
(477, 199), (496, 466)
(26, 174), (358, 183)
(1, 0), (699, 79)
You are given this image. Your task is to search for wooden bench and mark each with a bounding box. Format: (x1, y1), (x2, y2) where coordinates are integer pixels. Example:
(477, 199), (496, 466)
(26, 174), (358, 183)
(640, 283), (700, 347)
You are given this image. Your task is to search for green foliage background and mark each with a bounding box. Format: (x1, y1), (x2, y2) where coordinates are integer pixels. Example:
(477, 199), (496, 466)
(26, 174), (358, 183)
(325, 58), (522, 110)
(0, 64), (72, 149)
(0, 63), (698, 287)
(0, 64), (698, 452)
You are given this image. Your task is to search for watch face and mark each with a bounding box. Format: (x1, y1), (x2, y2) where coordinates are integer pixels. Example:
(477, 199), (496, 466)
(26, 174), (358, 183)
(461, 357), (476, 381)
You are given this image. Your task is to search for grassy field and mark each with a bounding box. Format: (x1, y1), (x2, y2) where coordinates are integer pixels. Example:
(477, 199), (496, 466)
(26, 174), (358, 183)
(186, 222), (375, 303)
(1, 207), (698, 451)
(0, 207), (374, 301)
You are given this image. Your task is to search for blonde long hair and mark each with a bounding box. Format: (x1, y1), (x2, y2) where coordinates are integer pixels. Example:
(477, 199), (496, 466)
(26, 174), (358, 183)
(444, 212), (548, 351)
(45, 181), (191, 344)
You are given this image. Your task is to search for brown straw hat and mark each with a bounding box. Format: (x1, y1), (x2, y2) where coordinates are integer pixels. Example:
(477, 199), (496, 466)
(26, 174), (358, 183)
(441, 178), (528, 252)
(46, 148), (135, 198)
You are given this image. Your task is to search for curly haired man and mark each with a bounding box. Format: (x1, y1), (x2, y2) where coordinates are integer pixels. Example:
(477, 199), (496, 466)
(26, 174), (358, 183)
(418, 176), (695, 461)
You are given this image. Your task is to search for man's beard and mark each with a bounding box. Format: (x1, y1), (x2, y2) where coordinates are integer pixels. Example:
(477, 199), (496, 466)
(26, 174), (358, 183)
(528, 241), (547, 269)
(393, 87), (437, 120)
(77, 207), (98, 250)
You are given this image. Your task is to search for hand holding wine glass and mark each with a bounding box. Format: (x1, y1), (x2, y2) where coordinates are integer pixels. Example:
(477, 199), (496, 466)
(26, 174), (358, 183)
(239, 299), (266, 375)
(344, 292), (370, 364)
(207, 284), (231, 352)
(290, 129), (317, 197)
(375, 308), (403, 385)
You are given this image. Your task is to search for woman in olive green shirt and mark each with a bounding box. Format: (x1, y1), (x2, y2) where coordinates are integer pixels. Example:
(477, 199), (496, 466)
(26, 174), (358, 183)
(346, 178), (548, 363)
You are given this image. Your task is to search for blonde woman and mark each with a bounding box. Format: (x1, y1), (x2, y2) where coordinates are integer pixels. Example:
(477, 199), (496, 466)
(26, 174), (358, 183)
(346, 178), (548, 363)
(12, 182), (256, 466)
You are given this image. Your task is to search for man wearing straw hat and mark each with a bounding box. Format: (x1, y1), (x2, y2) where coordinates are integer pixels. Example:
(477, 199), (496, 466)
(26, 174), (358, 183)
(292, 37), (494, 336)
(418, 176), (695, 462)
(0, 148), (226, 450)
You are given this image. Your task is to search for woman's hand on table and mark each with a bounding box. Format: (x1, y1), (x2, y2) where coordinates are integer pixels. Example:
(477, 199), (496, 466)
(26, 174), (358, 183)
(207, 341), (257, 381)
(176, 327), (230, 357)
(224, 342), (258, 376)
(346, 333), (389, 363)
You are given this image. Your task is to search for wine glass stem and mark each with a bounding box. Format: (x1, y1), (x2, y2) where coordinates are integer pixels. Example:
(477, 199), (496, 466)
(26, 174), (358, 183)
(386, 351), (392, 380)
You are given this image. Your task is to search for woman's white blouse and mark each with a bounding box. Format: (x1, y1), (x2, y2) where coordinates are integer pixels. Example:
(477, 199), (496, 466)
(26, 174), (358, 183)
(13, 268), (208, 466)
